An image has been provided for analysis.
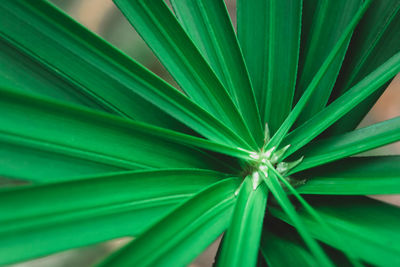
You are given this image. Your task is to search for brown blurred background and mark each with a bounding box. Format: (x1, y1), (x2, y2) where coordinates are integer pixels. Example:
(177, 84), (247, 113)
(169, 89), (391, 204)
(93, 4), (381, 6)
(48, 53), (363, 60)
(8, 0), (399, 266)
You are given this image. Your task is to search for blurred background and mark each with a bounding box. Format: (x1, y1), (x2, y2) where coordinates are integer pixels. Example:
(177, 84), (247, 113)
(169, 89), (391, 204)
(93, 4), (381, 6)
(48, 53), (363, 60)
(7, 0), (400, 266)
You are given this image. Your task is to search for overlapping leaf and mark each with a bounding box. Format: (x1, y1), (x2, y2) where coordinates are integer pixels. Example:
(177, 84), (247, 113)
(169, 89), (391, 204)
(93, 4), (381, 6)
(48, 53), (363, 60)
(101, 178), (240, 267)
(0, 169), (223, 265)
(114, 0), (257, 149)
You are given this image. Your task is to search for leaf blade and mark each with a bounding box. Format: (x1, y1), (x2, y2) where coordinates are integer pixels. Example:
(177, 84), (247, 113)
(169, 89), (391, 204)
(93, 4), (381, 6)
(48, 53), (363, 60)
(266, 0), (372, 149)
(295, 0), (362, 124)
(171, 0), (264, 145)
(282, 51), (400, 157)
(100, 178), (240, 267)
(113, 0), (257, 148)
(0, 0), (251, 149)
(237, 0), (302, 134)
(261, 171), (333, 266)
(329, 1), (400, 134)
(0, 88), (240, 172)
(272, 196), (400, 266)
(291, 116), (400, 173)
(0, 169), (223, 265)
(297, 156), (400, 195)
(216, 174), (268, 267)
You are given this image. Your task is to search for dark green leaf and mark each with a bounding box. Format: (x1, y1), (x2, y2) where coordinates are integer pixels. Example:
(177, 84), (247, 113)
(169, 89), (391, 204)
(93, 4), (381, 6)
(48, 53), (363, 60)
(271, 196), (400, 266)
(295, 0), (362, 124)
(261, 171), (333, 266)
(261, 220), (319, 267)
(329, 1), (400, 134)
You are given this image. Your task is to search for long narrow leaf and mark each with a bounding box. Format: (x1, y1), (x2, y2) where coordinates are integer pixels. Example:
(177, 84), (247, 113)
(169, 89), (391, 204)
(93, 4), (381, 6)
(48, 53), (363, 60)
(291, 116), (400, 173)
(271, 196), (400, 266)
(0, 133), (125, 183)
(0, 88), (241, 172)
(297, 156), (400, 195)
(0, 169), (222, 265)
(237, 0), (301, 134)
(0, 0), (251, 149)
(0, 38), (105, 112)
(329, 1), (400, 134)
(171, 0), (264, 145)
(101, 178), (240, 267)
(282, 51), (400, 157)
(0, 0), (184, 131)
(114, 0), (257, 148)
(295, 0), (362, 124)
(216, 174), (268, 267)
(260, 171), (333, 266)
(267, 0), (372, 149)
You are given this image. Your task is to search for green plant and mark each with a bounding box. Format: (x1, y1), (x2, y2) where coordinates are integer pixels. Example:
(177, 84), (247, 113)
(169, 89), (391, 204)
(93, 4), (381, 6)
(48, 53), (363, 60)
(0, 0), (399, 266)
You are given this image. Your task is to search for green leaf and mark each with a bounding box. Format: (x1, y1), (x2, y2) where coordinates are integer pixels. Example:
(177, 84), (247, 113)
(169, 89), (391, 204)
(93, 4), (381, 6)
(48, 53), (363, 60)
(237, 0), (301, 135)
(291, 116), (400, 173)
(113, 0), (257, 149)
(261, 218), (357, 267)
(260, 171), (333, 266)
(267, 162), (362, 266)
(170, 0), (264, 145)
(297, 156), (400, 195)
(0, 0), (253, 149)
(266, 0), (372, 150)
(295, 0), (362, 124)
(260, 220), (319, 267)
(0, 169), (222, 265)
(0, 0), (186, 132)
(281, 51), (400, 158)
(329, 1), (400, 134)
(0, 133), (126, 183)
(272, 196), (400, 266)
(0, 88), (241, 172)
(216, 174), (268, 267)
(0, 38), (105, 112)
(101, 178), (240, 267)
